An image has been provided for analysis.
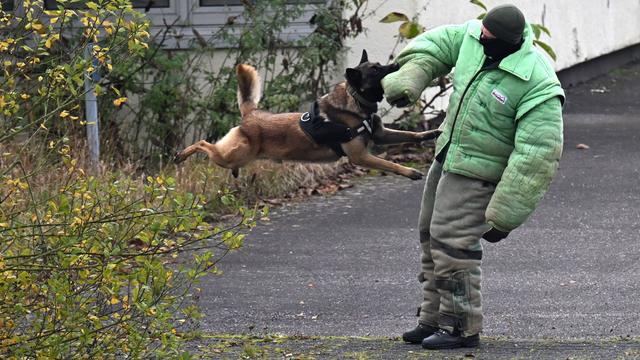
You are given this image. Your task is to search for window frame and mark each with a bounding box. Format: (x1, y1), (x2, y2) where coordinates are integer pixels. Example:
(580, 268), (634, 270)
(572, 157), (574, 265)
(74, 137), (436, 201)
(0, 0), (15, 11)
(1, 0), (324, 49)
(146, 0), (324, 49)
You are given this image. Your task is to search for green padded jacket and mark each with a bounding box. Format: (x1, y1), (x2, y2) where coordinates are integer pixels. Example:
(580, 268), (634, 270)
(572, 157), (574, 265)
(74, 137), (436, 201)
(382, 20), (565, 232)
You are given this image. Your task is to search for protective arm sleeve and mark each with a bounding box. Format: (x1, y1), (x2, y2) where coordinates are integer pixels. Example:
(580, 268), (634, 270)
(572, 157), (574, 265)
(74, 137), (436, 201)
(382, 23), (468, 105)
(485, 96), (564, 232)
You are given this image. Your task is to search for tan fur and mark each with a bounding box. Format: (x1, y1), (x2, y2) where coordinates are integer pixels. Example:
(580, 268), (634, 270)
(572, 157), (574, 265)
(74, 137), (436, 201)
(236, 64), (261, 117)
(175, 64), (440, 180)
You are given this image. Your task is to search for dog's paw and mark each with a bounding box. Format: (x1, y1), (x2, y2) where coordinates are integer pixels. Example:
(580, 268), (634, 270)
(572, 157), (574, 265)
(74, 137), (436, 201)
(419, 129), (443, 142)
(407, 169), (424, 180)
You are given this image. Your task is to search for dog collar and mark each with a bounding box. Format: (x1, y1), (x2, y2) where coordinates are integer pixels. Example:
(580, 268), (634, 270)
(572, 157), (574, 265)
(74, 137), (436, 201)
(346, 84), (378, 115)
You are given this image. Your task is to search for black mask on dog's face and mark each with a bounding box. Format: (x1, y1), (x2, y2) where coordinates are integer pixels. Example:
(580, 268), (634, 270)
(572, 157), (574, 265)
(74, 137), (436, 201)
(479, 36), (523, 62)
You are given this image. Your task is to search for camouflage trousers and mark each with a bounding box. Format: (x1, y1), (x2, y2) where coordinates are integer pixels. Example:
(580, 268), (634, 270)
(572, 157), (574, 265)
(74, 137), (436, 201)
(417, 160), (495, 336)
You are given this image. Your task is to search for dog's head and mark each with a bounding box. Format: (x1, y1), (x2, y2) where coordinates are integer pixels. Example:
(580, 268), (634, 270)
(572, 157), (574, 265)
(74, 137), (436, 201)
(345, 49), (400, 103)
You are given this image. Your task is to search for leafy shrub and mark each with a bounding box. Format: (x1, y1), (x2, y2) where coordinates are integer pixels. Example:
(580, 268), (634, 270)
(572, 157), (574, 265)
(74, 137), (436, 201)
(0, 1), (260, 357)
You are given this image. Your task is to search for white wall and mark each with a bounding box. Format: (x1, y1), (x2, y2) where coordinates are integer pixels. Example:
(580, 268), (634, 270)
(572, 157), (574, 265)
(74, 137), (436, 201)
(345, 0), (640, 72)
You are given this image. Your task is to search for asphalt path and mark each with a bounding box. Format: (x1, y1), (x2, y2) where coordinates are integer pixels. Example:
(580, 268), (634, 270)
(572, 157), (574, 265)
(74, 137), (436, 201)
(196, 62), (640, 351)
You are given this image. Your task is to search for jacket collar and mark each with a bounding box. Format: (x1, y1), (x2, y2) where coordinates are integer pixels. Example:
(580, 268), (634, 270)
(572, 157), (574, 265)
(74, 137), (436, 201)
(469, 20), (536, 81)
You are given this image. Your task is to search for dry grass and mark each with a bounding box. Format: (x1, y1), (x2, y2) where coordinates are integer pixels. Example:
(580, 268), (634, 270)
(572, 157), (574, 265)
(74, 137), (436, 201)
(170, 157), (355, 212)
(1, 136), (433, 219)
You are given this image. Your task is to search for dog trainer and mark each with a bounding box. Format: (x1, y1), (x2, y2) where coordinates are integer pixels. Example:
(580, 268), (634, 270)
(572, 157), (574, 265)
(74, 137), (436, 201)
(382, 4), (564, 349)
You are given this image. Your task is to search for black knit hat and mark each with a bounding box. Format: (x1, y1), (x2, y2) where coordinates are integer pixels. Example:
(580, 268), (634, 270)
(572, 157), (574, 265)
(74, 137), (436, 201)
(482, 4), (525, 44)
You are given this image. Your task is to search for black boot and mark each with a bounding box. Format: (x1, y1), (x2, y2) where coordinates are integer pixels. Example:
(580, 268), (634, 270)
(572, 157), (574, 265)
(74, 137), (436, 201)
(421, 329), (480, 349)
(402, 324), (439, 344)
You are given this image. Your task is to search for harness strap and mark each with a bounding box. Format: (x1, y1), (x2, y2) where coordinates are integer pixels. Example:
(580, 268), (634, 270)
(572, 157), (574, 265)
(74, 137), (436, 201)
(299, 101), (376, 157)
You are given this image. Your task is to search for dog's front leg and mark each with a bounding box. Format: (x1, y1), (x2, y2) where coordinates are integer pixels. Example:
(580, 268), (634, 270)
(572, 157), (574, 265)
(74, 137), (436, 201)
(371, 115), (442, 145)
(342, 139), (424, 180)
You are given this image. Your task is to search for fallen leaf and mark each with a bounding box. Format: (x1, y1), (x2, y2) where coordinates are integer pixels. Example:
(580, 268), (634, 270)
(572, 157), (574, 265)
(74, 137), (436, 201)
(576, 143), (590, 149)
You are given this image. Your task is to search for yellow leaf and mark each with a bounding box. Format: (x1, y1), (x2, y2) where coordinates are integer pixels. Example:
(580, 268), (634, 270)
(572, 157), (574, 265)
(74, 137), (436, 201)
(39, 123), (48, 130)
(44, 10), (62, 17)
(113, 97), (127, 107)
(110, 296), (119, 305)
(0, 223), (9, 228)
(45, 34), (60, 49)
(59, 110), (70, 118)
(32, 23), (43, 30)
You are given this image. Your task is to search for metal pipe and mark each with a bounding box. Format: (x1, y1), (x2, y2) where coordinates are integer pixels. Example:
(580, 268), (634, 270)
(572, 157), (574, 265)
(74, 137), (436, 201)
(84, 43), (100, 173)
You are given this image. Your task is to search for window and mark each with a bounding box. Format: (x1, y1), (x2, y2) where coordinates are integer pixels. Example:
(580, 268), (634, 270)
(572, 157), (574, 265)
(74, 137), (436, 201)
(43, 0), (170, 10)
(199, 0), (324, 4)
(182, 0), (324, 48)
(1, 0), (14, 11)
(24, 0), (324, 49)
(132, 0), (170, 8)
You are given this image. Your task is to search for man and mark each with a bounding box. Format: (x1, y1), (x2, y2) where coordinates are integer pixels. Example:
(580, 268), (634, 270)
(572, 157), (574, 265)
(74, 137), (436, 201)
(382, 4), (565, 349)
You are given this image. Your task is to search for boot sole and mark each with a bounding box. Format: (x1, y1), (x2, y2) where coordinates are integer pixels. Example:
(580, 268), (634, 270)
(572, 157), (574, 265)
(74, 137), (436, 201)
(421, 338), (480, 350)
(402, 336), (425, 344)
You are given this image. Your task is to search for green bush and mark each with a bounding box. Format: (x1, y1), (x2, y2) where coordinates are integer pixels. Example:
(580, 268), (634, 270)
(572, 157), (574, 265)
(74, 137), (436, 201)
(0, 1), (261, 357)
(0, 148), (261, 357)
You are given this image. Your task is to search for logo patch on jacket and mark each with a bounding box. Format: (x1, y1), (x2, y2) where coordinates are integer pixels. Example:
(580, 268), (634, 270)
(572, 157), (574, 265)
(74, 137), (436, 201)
(491, 89), (507, 105)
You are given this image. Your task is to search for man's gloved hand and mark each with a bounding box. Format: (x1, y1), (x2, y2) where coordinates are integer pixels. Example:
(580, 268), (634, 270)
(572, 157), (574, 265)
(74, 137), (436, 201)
(381, 62), (430, 108)
(482, 228), (509, 243)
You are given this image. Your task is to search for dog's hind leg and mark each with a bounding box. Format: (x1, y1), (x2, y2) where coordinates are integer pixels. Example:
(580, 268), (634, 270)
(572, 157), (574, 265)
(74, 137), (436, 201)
(174, 140), (219, 164)
(174, 127), (256, 173)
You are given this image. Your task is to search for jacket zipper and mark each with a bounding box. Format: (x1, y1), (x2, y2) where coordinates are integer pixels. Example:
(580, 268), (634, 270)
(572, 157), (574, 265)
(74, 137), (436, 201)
(440, 61), (499, 167)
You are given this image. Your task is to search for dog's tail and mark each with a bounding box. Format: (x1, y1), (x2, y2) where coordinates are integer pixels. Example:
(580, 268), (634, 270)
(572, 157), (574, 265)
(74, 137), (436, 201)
(236, 64), (261, 117)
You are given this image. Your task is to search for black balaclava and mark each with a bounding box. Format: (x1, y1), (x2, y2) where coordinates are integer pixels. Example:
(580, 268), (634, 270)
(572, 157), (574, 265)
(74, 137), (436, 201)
(479, 36), (523, 62)
(480, 4), (526, 63)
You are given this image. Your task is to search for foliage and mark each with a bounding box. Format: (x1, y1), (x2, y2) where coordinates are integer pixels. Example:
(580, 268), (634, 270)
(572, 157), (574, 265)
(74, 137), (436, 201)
(0, 150), (260, 357)
(0, 0), (150, 145)
(0, 1), (261, 357)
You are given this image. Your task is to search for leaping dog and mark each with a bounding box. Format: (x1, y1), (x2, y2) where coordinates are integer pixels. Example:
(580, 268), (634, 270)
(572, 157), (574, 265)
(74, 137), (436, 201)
(174, 50), (441, 180)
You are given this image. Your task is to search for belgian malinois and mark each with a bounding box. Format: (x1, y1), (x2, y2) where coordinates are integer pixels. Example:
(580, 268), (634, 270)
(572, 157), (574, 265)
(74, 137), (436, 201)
(174, 50), (440, 180)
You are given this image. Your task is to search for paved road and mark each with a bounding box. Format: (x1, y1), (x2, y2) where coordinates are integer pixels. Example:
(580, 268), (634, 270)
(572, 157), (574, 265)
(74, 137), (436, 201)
(197, 63), (640, 347)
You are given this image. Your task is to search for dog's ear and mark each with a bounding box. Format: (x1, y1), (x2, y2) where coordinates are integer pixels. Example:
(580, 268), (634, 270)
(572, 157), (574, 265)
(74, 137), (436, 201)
(345, 68), (362, 88)
(359, 49), (369, 64)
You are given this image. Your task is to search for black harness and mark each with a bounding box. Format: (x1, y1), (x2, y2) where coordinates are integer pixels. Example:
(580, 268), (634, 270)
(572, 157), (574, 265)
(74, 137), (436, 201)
(299, 101), (375, 157)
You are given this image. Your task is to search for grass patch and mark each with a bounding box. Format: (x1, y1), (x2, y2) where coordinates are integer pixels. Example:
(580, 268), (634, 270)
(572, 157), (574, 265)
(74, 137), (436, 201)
(186, 333), (640, 359)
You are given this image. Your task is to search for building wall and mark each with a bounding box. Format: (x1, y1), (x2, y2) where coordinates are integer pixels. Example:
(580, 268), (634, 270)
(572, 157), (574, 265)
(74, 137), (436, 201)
(345, 0), (640, 73)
